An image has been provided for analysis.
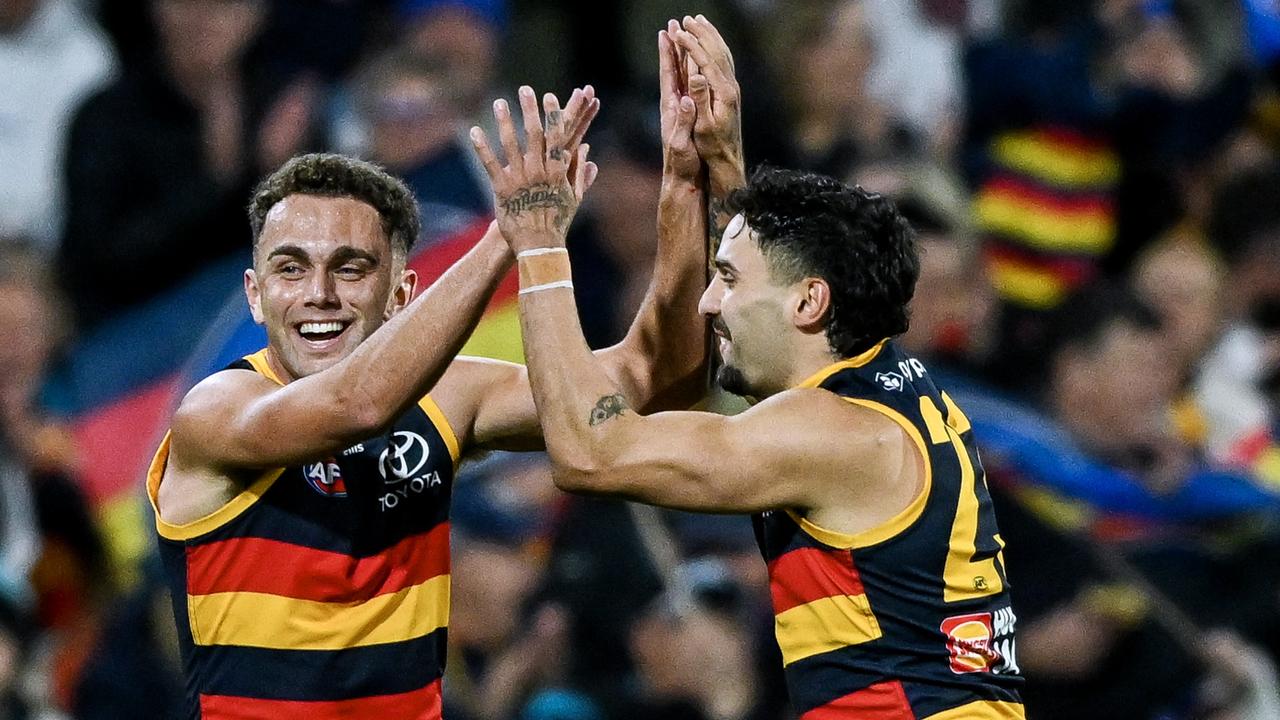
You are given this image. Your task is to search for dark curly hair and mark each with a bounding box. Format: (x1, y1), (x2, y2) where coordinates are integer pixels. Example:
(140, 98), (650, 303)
(248, 153), (421, 257)
(728, 166), (919, 357)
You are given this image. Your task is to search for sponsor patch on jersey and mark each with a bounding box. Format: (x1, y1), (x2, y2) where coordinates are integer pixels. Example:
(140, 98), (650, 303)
(303, 459), (348, 497)
(941, 612), (1001, 673)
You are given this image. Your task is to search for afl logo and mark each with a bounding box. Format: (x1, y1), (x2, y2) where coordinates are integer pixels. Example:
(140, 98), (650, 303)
(378, 431), (430, 483)
(304, 459), (347, 497)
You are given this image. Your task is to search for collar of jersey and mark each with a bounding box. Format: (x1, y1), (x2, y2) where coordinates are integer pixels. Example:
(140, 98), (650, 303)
(794, 338), (889, 390)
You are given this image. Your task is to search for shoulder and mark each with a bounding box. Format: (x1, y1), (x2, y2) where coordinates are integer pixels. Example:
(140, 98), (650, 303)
(742, 387), (918, 478)
(171, 368), (276, 441)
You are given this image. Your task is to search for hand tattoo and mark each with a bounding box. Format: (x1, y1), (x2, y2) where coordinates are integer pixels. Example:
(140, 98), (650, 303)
(588, 394), (629, 426)
(502, 183), (574, 231)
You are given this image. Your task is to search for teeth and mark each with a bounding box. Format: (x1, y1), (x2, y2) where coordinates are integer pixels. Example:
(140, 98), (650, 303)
(300, 321), (344, 336)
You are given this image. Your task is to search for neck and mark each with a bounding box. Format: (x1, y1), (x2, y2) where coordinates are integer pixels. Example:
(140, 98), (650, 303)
(778, 341), (843, 393)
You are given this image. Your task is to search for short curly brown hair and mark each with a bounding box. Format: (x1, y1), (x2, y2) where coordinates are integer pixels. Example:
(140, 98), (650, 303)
(248, 153), (421, 257)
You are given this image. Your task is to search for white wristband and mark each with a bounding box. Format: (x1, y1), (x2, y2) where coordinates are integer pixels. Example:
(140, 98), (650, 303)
(516, 247), (569, 259)
(519, 280), (574, 296)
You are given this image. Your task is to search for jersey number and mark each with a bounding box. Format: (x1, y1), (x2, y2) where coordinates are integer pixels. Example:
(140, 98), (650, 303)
(920, 393), (1006, 603)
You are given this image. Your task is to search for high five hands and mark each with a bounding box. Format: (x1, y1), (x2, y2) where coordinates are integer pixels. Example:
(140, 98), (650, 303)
(470, 15), (744, 251)
(670, 14), (745, 190)
(470, 85), (600, 253)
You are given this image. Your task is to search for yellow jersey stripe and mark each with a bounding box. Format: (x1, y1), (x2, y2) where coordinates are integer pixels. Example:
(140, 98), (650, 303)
(189, 573), (450, 650)
(775, 593), (882, 666)
(924, 700), (1026, 719)
(147, 432), (285, 542)
(417, 396), (461, 465)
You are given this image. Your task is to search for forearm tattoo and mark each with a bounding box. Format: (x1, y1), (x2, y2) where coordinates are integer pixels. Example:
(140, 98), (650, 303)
(502, 183), (574, 231)
(588, 393), (629, 426)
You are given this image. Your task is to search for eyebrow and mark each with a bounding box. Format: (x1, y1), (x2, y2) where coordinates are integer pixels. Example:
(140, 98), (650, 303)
(329, 247), (379, 267)
(713, 258), (739, 275)
(265, 245), (380, 267)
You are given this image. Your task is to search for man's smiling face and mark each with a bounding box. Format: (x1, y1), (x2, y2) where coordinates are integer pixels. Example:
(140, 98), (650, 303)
(245, 194), (413, 381)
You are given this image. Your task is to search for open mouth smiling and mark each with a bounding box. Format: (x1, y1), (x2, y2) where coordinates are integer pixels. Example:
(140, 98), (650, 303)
(296, 320), (352, 349)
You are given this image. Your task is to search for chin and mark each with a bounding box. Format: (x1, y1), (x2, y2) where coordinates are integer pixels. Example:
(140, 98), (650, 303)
(716, 364), (754, 397)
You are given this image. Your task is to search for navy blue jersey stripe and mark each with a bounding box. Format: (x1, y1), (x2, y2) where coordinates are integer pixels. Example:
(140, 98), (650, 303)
(195, 627), (446, 702)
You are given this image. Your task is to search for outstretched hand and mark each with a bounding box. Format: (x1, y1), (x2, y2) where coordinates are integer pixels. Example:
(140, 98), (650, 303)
(470, 85), (601, 253)
(659, 20), (700, 182)
(672, 15), (744, 181)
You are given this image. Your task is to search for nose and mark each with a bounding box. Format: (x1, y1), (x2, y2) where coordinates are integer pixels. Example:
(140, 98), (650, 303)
(303, 268), (340, 309)
(698, 276), (723, 318)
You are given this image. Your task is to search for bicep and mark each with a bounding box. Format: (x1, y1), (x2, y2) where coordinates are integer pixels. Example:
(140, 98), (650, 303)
(170, 370), (359, 470)
(434, 357), (543, 453)
(565, 407), (822, 513)
(442, 348), (678, 455)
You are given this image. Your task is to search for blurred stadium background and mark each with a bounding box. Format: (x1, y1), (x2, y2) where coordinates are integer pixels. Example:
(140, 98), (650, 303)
(3, 0), (1280, 717)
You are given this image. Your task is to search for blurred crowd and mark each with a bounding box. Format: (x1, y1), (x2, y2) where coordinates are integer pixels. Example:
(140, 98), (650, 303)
(3, 0), (1280, 718)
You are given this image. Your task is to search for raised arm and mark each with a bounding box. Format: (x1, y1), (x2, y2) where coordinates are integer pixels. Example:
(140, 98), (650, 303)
(599, 22), (710, 413)
(440, 30), (711, 452)
(472, 80), (923, 521)
(674, 15), (747, 244)
(170, 92), (602, 471)
(172, 222), (513, 471)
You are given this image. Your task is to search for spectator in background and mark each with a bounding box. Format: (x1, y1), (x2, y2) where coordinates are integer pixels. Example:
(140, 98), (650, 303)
(355, 49), (491, 246)
(0, 246), (108, 719)
(59, 0), (318, 329)
(890, 171), (999, 377)
(1043, 283), (1188, 491)
(858, 0), (965, 158)
(964, 0), (1252, 393)
(1195, 165), (1280, 485)
(769, 0), (913, 179)
(398, 0), (505, 123)
(622, 560), (776, 720)
(1130, 233), (1225, 386)
(445, 454), (572, 720)
(0, 0), (116, 253)
(991, 282), (1271, 718)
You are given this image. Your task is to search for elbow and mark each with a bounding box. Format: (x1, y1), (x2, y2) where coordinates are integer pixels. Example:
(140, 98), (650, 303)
(331, 382), (393, 440)
(548, 447), (613, 494)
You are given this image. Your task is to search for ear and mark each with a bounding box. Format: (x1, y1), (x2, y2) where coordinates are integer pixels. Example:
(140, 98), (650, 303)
(385, 268), (418, 320)
(244, 269), (265, 325)
(793, 277), (832, 333)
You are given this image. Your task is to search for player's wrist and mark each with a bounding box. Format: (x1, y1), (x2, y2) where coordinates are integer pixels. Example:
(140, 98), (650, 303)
(517, 246), (572, 291)
(707, 157), (746, 195)
(661, 175), (701, 196)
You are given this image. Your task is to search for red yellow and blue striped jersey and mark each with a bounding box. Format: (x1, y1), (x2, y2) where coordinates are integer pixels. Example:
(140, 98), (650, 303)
(147, 349), (459, 719)
(755, 340), (1024, 720)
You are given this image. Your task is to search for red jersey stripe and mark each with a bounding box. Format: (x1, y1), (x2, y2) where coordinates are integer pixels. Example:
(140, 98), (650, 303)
(768, 546), (865, 613)
(800, 680), (915, 720)
(186, 522), (449, 602)
(199, 678), (442, 720)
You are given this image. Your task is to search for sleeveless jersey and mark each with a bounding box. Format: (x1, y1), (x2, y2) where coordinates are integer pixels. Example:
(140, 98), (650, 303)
(754, 340), (1024, 720)
(147, 349), (459, 719)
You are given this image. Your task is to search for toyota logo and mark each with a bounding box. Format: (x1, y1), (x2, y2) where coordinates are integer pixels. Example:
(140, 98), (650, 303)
(378, 431), (430, 483)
